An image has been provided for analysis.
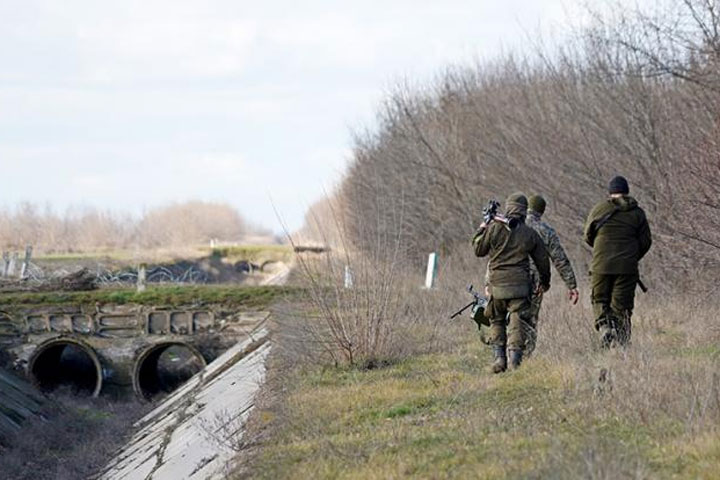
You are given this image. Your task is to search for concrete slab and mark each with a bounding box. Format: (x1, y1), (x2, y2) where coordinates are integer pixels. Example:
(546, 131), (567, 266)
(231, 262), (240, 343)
(0, 368), (45, 439)
(99, 329), (270, 480)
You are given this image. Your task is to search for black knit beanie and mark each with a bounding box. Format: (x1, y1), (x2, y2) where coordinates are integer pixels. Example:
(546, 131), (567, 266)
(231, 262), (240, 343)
(608, 176), (629, 195)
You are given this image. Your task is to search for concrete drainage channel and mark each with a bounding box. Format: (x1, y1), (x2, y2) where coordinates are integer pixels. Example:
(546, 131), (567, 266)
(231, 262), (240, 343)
(98, 327), (271, 480)
(2, 305), (275, 478)
(2, 307), (269, 400)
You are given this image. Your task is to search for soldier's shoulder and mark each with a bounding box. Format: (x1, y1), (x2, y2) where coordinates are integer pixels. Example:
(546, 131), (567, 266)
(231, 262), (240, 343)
(484, 221), (507, 238)
(635, 205), (649, 224)
(588, 199), (613, 220)
(529, 218), (555, 239)
(538, 220), (556, 235)
(523, 223), (545, 242)
(591, 199), (611, 212)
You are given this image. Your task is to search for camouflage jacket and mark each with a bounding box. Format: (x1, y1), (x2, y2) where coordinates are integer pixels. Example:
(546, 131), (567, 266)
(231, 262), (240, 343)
(527, 212), (577, 290)
(485, 212), (577, 290)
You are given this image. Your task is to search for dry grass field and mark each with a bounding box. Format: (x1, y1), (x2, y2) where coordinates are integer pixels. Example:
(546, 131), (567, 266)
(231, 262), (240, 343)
(242, 286), (720, 479)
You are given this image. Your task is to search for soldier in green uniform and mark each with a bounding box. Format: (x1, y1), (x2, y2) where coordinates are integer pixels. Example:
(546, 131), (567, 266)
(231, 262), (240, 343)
(472, 193), (551, 373)
(484, 195), (578, 354)
(583, 176), (652, 347)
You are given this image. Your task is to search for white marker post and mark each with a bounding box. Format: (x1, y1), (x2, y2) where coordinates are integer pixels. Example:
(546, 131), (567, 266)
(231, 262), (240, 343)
(137, 263), (147, 293)
(20, 245), (33, 279)
(7, 252), (18, 278)
(344, 265), (354, 289)
(425, 252), (438, 289)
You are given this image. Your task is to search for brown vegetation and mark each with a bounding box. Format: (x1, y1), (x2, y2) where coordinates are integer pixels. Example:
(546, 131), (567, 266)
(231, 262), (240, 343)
(245, 289), (720, 479)
(332, 0), (720, 291)
(0, 200), (253, 253)
(0, 391), (147, 480)
(240, 2), (720, 478)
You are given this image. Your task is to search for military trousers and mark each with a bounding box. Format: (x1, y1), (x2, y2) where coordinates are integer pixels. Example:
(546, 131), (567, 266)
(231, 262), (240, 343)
(486, 297), (531, 351)
(591, 272), (638, 344)
(522, 292), (543, 356)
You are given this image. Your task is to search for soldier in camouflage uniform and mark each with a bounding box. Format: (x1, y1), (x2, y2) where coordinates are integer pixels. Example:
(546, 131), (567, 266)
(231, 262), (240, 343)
(473, 193), (551, 373)
(484, 195), (578, 355)
(583, 176), (652, 347)
(524, 195), (579, 354)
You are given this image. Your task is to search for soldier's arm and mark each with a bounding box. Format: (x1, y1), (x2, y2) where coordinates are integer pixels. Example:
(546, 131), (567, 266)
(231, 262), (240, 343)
(530, 233), (551, 291)
(546, 228), (577, 290)
(472, 225), (493, 258)
(638, 210), (652, 260)
(582, 205), (599, 247)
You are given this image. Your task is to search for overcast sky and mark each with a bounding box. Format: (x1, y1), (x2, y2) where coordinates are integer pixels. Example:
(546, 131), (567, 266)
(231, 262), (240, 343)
(1, 0), (611, 232)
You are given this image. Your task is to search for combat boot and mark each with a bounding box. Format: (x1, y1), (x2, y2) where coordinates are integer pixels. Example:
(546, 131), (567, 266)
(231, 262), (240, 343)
(598, 325), (615, 349)
(508, 349), (523, 369)
(491, 346), (507, 374)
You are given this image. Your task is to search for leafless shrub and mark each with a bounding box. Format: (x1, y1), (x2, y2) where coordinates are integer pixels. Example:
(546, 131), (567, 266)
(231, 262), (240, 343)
(331, 0), (720, 292)
(274, 194), (462, 368)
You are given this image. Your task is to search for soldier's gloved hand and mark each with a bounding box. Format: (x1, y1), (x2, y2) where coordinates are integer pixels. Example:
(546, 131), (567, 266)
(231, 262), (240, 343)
(568, 288), (579, 305)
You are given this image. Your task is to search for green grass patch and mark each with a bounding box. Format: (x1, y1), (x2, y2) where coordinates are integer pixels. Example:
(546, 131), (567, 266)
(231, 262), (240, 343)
(0, 285), (300, 309)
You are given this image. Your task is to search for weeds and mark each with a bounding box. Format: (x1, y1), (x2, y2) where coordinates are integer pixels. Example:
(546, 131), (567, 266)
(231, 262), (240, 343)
(0, 391), (148, 480)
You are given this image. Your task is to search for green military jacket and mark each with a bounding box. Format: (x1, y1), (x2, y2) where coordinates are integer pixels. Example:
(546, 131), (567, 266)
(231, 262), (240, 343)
(583, 195), (652, 275)
(473, 219), (551, 299)
(526, 212), (577, 290)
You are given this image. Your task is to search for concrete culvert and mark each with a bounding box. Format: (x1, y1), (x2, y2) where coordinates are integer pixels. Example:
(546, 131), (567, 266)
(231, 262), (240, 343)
(29, 338), (103, 397)
(134, 342), (206, 401)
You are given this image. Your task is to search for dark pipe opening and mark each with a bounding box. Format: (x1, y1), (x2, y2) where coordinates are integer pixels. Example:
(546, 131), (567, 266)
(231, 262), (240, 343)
(30, 341), (102, 396)
(135, 344), (205, 401)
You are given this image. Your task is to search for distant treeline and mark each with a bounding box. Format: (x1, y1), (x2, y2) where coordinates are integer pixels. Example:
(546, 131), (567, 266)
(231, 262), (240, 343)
(309, 0), (720, 289)
(0, 201), (257, 253)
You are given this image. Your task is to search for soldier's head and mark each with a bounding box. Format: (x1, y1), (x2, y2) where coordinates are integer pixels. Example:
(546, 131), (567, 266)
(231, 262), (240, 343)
(528, 194), (546, 217)
(505, 192), (528, 218)
(608, 175), (629, 197)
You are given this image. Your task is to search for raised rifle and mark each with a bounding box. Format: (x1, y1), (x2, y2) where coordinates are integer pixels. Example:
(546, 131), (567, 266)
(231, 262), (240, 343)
(480, 199), (517, 230)
(450, 284), (489, 320)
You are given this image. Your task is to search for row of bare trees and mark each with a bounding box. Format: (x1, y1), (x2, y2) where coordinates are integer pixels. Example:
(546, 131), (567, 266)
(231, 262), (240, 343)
(0, 201), (250, 253)
(329, 0), (720, 289)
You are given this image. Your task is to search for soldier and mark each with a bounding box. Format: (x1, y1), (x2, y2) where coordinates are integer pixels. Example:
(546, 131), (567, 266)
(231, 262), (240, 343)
(523, 194), (579, 354)
(473, 193), (551, 373)
(583, 176), (652, 347)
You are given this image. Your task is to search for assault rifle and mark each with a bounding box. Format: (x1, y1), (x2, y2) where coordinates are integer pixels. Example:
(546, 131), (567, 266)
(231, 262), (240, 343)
(480, 199), (516, 229)
(450, 284), (489, 320)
